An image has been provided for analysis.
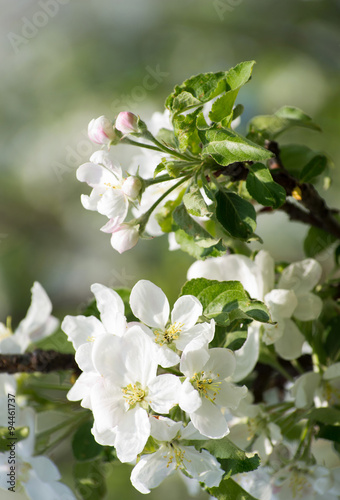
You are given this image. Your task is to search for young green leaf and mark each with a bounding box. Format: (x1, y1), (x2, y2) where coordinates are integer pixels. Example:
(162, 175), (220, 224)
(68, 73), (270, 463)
(207, 477), (260, 500)
(183, 185), (213, 217)
(173, 107), (202, 154)
(246, 163), (286, 208)
(304, 225), (337, 257)
(299, 154), (328, 183)
(173, 203), (218, 247)
(174, 229), (226, 259)
(215, 189), (257, 240)
(72, 421), (102, 461)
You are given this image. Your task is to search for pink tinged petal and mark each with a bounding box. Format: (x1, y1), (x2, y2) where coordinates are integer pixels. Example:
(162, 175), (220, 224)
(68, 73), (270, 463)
(92, 333), (125, 380)
(183, 446), (224, 487)
(264, 289), (298, 320)
(74, 342), (95, 372)
(214, 381), (247, 409)
(278, 258), (322, 294)
(294, 292), (323, 321)
(76, 162), (118, 188)
(115, 406), (151, 463)
(233, 325), (260, 382)
(291, 372), (321, 409)
(179, 378), (202, 413)
(97, 188), (128, 219)
(190, 398), (229, 438)
(91, 378), (125, 433)
(204, 348), (236, 379)
(115, 111), (139, 135)
(274, 319), (305, 360)
(171, 295), (203, 330)
(180, 347), (210, 378)
(91, 422), (117, 446)
(100, 216), (122, 233)
(130, 280), (170, 330)
(147, 374), (181, 413)
(61, 315), (106, 350)
(150, 416), (182, 442)
(88, 116), (115, 145)
(124, 327), (158, 386)
(176, 321), (215, 352)
(110, 224), (139, 253)
(131, 447), (175, 494)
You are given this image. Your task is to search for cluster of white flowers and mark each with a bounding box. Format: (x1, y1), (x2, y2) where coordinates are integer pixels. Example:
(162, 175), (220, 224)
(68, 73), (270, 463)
(62, 279), (248, 493)
(77, 111), (185, 253)
(0, 374), (75, 500)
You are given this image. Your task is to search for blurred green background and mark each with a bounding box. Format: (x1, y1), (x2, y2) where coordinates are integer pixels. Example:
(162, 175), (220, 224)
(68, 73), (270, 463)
(1, 0), (340, 497)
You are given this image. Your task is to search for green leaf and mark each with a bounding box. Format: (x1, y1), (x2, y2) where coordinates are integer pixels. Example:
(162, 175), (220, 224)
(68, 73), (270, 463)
(72, 421), (102, 461)
(173, 204), (219, 247)
(195, 436), (260, 476)
(0, 427), (29, 452)
(173, 107), (202, 154)
(183, 185), (213, 217)
(317, 425), (340, 444)
(306, 408), (340, 426)
(299, 154), (328, 183)
(156, 189), (185, 233)
(200, 126), (272, 166)
(207, 477), (259, 500)
(248, 106), (321, 140)
(246, 163), (286, 208)
(215, 189), (257, 240)
(166, 61), (255, 115)
(156, 127), (178, 149)
(304, 225), (337, 257)
(174, 229), (226, 260)
(181, 278), (270, 325)
(74, 460), (107, 500)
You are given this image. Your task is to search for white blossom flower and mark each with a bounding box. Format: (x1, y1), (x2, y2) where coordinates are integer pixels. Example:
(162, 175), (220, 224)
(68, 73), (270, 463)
(89, 327), (181, 462)
(63, 283), (128, 408)
(0, 282), (59, 354)
(187, 252), (323, 371)
(77, 150), (140, 220)
(131, 416), (223, 494)
(129, 280), (214, 367)
(292, 362), (340, 409)
(100, 217), (139, 253)
(179, 345), (247, 438)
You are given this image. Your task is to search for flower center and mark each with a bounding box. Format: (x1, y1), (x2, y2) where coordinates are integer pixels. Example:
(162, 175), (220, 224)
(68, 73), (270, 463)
(122, 382), (148, 410)
(154, 322), (184, 346)
(166, 444), (191, 470)
(190, 371), (221, 403)
(288, 469), (311, 498)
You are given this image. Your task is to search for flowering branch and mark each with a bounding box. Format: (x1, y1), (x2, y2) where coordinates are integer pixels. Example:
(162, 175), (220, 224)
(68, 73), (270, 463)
(0, 349), (80, 374)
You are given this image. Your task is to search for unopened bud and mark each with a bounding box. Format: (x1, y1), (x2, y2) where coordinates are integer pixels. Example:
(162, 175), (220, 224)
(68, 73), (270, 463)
(122, 176), (143, 200)
(115, 111), (139, 135)
(88, 116), (116, 144)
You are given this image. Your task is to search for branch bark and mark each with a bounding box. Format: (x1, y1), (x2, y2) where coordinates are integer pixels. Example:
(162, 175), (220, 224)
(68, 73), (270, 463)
(0, 349), (80, 375)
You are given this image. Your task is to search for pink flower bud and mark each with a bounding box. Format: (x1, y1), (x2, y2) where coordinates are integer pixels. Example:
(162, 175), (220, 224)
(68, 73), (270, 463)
(88, 116), (116, 144)
(101, 217), (139, 253)
(122, 176), (143, 200)
(115, 112), (139, 135)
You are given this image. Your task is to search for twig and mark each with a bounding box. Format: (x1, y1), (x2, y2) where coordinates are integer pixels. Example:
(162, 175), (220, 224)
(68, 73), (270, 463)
(0, 349), (80, 375)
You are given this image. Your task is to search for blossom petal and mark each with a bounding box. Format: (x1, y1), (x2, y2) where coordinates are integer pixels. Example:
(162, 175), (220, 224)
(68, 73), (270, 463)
(123, 327), (158, 386)
(232, 325), (260, 382)
(62, 315), (106, 350)
(91, 377), (125, 433)
(254, 250), (275, 297)
(131, 447), (175, 494)
(184, 446), (223, 487)
(80, 188), (102, 211)
(176, 321), (215, 352)
(291, 372), (321, 408)
(204, 348), (236, 380)
(171, 295), (203, 329)
(150, 416), (182, 442)
(90, 283), (126, 333)
(278, 258), (322, 294)
(91, 423), (116, 446)
(76, 161), (117, 187)
(180, 347), (209, 378)
(294, 292), (323, 321)
(190, 398), (229, 438)
(67, 372), (99, 409)
(214, 381), (247, 409)
(179, 378), (202, 413)
(115, 406), (150, 462)
(324, 362), (340, 380)
(147, 374), (180, 413)
(92, 333), (125, 380)
(30, 456), (60, 481)
(264, 289), (298, 320)
(130, 280), (170, 330)
(97, 188), (128, 219)
(274, 319), (305, 360)
(156, 345), (180, 368)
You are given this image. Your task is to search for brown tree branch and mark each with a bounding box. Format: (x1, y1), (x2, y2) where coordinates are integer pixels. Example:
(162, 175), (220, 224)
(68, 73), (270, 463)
(0, 349), (80, 375)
